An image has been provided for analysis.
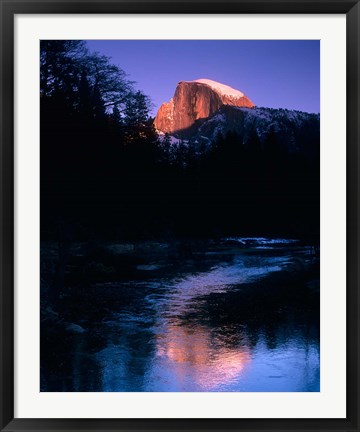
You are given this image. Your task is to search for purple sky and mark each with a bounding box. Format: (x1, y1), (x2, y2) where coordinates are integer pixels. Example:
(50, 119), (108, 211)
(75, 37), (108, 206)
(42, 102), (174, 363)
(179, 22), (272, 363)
(86, 40), (320, 115)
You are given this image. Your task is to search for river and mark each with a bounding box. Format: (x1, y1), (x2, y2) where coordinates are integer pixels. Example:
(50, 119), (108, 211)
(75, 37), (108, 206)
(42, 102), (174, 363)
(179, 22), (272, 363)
(40, 238), (320, 392)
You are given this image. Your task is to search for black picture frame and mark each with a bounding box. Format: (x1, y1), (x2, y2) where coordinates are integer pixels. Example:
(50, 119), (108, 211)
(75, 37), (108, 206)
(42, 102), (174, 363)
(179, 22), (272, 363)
(1, 1), (359, 431)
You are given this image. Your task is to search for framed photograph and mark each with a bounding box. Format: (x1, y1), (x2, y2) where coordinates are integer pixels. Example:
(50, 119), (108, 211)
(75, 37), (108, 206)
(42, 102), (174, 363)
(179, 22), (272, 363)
(1, 1), (359, 431)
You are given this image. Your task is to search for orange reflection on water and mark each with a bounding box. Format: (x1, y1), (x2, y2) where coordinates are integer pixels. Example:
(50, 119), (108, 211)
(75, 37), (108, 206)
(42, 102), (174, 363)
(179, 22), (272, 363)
(156, 323), (251, 391)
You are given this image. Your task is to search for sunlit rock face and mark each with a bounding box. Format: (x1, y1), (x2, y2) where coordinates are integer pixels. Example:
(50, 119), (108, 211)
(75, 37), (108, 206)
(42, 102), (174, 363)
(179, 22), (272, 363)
(154, 79), (254, 134)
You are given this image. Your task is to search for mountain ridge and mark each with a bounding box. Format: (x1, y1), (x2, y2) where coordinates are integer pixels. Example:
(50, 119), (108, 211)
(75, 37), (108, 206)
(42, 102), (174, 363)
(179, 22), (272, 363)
(158, 105), (320, 162)
(154, 79), (254, 134)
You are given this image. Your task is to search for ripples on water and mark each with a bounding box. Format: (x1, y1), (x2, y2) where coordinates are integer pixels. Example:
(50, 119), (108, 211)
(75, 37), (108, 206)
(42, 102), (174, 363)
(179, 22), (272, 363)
(41, 238), (320, 392)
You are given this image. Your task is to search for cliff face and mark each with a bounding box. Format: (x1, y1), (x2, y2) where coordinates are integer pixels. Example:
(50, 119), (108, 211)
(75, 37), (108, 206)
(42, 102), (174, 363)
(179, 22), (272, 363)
(154, 79), (254, 134)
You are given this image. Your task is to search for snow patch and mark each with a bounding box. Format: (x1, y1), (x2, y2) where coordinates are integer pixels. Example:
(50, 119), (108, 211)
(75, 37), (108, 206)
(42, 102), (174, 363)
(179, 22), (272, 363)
(223, 237), (299, 247)
(189, 78), (245, 99)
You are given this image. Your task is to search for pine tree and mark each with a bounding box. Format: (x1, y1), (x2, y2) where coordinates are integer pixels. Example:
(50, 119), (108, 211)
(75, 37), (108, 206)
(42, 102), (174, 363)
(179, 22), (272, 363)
(123, 91), (153, 144)
(92, 82), (106, 121)
(78, 70), (92, 118)
(112, 104), (121, 124)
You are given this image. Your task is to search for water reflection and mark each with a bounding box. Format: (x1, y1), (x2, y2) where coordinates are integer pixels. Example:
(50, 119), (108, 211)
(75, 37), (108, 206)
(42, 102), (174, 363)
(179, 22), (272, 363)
(151, 322), (251, 391)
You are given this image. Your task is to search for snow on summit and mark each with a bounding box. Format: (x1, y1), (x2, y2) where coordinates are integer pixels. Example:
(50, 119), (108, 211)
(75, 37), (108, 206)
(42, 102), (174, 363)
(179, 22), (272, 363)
(191, 79), (245, 98)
